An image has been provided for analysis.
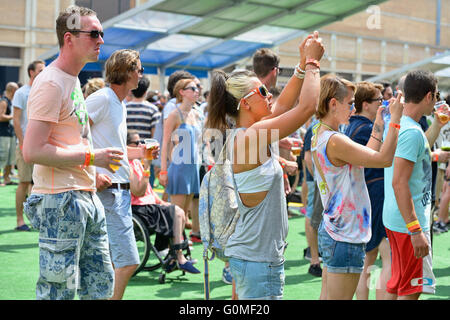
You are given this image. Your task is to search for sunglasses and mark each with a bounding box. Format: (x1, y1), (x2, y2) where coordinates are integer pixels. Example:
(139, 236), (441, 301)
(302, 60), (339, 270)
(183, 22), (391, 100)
(128, 139), (143, 146)
(70, 29), (104, 39)
(367, 97), (383, 103)
(237, 85), (270, 110)
(183, 86), (199, 92)
(347, 102), (355, 112)
(137, 67), (144, 75)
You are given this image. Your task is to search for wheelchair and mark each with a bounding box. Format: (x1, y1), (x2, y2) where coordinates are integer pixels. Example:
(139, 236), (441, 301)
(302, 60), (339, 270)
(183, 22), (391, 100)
(131, 212), (193, 284)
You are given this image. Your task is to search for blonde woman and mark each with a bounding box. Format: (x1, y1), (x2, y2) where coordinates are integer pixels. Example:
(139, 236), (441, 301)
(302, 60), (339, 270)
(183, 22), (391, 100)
(311, 75), (403, 300)
(205, 31), (324, 299)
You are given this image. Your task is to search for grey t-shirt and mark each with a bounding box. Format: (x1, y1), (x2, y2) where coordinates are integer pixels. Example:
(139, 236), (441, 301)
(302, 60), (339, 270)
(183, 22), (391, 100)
(225, 138), (289, 263)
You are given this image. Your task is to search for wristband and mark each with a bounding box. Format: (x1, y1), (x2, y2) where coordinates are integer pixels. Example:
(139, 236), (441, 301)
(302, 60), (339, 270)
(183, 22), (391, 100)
(432, 153), (439, 162)
(83, 150), (91, 167)
(293, 63), (305, 80)
(410, 230), (423, 236)
(159, 171), (168, 178)
(305, 58), (320, 69)
(406, 220), (421, 233)
(389, 122), (400, 129)
(89, 151), (95, 166)
(142, 170), (150, 177)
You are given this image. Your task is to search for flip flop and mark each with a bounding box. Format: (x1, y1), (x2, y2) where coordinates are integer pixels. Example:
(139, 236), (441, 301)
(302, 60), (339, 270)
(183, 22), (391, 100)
(5, 181), (18, 185)
(15, 224), (31, 232)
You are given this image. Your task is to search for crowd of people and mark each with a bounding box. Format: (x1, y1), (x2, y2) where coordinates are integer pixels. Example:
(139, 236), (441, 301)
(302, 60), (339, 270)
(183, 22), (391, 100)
(1, 4), (450, 300)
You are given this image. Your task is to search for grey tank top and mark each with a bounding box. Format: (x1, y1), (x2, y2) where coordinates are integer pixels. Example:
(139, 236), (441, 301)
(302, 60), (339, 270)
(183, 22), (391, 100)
(224, 133), (289, 263)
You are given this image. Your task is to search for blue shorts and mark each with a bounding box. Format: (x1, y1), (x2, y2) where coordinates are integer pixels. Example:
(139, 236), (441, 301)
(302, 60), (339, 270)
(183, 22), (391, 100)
(306, 180), (315, 219)
(318, 222), (366, 274)
(24, 191), (114, 300)
(97, 188), (140, 268)
(229, 257), (285, 300)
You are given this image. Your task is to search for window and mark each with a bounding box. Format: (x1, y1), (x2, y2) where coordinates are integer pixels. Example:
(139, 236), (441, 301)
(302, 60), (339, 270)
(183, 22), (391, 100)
(75, 0), (131, 22)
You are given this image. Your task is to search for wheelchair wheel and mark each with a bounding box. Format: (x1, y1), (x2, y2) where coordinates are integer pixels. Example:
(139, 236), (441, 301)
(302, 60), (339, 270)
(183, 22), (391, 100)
(132, 213), (150, 276)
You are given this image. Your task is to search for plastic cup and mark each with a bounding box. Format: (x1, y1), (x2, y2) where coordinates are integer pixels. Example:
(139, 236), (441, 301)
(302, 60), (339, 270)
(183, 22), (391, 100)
(144, 138), (159, 160)
(109, 159), (120, 172)
(435, 101), (449, 124)
(291, 146), (301, 157)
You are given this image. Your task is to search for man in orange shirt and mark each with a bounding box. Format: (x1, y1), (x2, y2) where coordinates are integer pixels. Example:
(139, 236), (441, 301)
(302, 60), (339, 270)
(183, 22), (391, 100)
(23, 5), (123, 300)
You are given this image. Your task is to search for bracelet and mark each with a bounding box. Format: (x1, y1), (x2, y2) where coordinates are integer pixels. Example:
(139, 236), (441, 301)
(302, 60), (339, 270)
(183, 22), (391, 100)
(432, 153), (439, 162)
(293, 63), (305, 80)
(389, 122), (401, 129)
(406, 220), (421, 233)
(89, 151), (95, 166)
(159, 171), (168, 178)
(142, 170), (150, 177)
(83, 150), (91, 167)
(279, 158), (286, 168)
(305, 58), (320, 69)
(410, 230), (423, 236)
(371, 135), (382, 143)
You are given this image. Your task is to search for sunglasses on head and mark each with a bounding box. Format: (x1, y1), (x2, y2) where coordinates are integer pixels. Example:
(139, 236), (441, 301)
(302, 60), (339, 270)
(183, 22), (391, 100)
(70, 29), (104, 39)
(237, 85), (270, 110)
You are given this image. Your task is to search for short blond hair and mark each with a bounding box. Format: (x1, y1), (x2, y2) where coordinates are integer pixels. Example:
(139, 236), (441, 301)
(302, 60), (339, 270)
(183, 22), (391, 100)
(105, 49), (140, 85)
(317, 75), (356, 119)
(83, 77), (105, 98)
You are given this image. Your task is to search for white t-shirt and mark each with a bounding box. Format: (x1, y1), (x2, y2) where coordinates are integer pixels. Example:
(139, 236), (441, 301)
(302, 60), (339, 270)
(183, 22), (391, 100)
(11, 84), (31, 135)
(86, 87), (130, 183)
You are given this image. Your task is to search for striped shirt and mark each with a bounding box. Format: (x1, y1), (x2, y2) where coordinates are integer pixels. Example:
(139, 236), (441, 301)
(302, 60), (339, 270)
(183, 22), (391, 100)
(126, 101), (161, 139)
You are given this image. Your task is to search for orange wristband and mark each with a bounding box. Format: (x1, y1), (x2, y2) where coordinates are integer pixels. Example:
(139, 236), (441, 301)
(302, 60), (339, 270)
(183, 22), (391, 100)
(432, 153), (439, 162)
(142, 170), (150, 177)
(389, 122), (400, 129)
(83, 150), (91, 167)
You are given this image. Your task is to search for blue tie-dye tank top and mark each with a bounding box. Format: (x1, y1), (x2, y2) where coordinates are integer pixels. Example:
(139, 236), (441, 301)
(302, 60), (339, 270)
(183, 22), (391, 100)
(311, 129), (371, 244)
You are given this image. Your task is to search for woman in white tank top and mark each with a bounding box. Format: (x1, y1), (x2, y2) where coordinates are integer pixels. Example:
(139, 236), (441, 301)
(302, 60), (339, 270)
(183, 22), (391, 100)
(312, 75), (403, 300)
(205, 31), (324, 299)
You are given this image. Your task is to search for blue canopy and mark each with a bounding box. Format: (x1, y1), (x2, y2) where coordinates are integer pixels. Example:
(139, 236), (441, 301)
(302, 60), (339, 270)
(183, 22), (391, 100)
(41, 0), (387, 79)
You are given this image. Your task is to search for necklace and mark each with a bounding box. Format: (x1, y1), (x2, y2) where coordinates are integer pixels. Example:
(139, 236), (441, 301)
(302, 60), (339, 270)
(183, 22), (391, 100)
(319, 122), (336, 131)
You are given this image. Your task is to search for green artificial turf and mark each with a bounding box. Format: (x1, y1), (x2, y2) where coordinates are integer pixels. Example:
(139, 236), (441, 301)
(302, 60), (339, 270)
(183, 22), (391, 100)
(0, 183), (449, 300)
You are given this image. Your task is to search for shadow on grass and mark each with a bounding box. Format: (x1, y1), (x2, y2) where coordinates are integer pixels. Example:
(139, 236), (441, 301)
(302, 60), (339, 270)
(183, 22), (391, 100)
(128, 272), (225, 299)
(0, 243), (38, 253)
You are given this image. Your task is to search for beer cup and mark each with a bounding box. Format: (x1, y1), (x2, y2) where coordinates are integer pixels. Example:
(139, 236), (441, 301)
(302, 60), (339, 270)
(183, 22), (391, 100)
(144, 138), (159, 160)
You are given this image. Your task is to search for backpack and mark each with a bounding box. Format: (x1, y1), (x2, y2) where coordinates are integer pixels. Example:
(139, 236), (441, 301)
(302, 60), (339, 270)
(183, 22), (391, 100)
(198, 128), (241, 300)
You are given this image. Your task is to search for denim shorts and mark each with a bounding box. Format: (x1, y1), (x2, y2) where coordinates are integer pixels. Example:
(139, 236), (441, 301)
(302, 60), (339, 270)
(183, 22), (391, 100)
(97, 188), (140, 268)
(318, 222), (366, 274)
(306, 180), (315, 219)
(229, 257), (285, 300)
(24, 191), (114, 300)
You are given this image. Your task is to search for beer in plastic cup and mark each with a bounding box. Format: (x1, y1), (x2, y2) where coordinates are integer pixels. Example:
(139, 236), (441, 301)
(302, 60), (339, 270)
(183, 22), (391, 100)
(109, 159), (120, 172)
(292, 146), (301, 156)
(435, 101), (449, 124)
(144, 138), (159, 160)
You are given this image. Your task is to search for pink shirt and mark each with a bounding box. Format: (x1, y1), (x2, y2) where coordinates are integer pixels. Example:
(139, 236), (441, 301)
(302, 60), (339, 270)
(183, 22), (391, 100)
(27, 66), (96, 194)
(129, 159), (158, 206)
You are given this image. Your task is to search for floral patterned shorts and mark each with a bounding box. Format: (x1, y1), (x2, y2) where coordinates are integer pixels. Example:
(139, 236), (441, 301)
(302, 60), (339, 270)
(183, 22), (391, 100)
(24, 190), (114, 300)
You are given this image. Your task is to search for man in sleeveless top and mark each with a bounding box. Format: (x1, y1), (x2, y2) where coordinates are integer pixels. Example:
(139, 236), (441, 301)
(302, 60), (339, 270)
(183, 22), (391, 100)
(12, 60), (45, 231)
(0, 82), (18, 187)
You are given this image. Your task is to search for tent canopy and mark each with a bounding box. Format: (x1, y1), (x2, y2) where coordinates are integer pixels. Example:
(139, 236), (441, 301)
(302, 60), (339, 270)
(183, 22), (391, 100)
(41, 0), (387, 78)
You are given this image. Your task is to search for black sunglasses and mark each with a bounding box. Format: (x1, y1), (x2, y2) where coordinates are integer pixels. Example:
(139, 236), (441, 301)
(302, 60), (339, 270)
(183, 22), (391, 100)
(138, 67), (144, 75)
(70, 30), (104, 39)
(367, 97), (383, 103)
(183, 86), (199, 92)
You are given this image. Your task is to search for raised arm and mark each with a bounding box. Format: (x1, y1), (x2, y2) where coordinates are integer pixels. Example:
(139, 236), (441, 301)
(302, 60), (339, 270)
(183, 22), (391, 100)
(327, 92), (403, 168)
